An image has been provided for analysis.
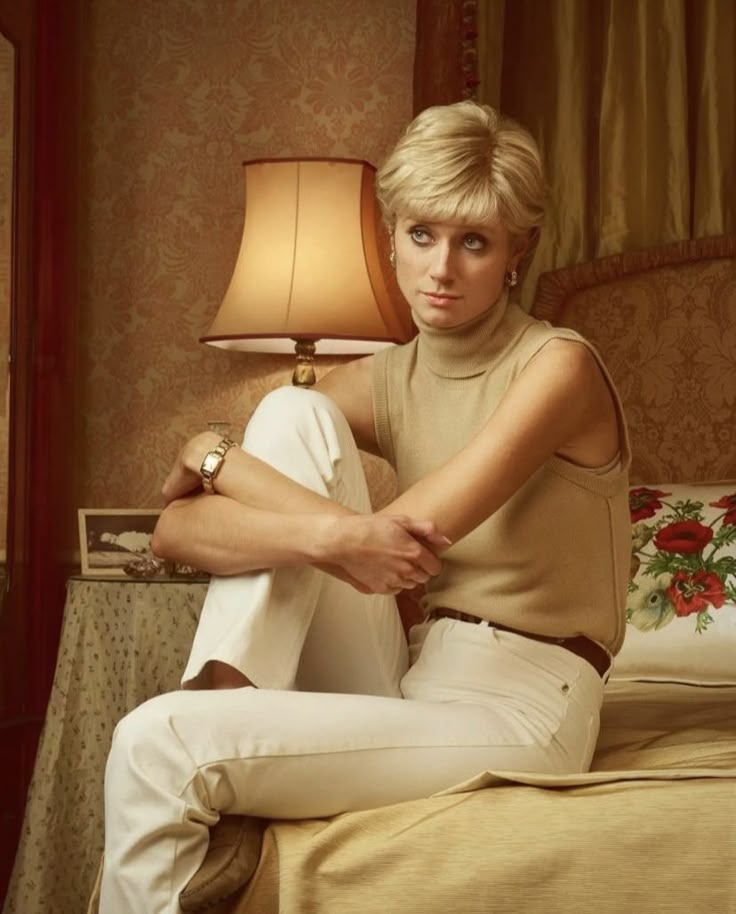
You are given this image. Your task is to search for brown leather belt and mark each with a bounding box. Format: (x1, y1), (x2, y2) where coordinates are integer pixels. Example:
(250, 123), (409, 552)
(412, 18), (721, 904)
(428, 608), (610, 679)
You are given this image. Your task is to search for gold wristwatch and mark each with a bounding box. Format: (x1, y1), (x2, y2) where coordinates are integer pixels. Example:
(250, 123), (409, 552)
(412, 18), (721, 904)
(200, 438), (237, 494)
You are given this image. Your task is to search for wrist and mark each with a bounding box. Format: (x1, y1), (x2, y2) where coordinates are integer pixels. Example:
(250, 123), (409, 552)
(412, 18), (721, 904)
(185, 431), (222, 474)
(199, 436), (238, 494)
(310, 515), (339, 565)
(310, 512), (355, 565)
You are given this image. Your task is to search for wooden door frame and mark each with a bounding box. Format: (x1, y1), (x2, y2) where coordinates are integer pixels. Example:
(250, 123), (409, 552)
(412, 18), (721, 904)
(0, 0), (80, 901)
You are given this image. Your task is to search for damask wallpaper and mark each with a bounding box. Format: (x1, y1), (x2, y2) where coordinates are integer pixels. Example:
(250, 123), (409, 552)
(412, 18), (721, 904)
(78, 0), (415, 513)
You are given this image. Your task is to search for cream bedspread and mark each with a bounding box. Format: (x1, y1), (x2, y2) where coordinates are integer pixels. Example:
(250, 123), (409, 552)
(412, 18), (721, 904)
(25, 580), (730, 914)
(215, 681), (736, 914)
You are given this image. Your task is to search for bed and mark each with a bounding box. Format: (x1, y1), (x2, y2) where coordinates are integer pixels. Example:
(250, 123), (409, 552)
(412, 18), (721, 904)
(86, 235), (736, 913)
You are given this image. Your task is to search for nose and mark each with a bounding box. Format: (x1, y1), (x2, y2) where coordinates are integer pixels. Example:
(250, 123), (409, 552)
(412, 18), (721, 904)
(429, 242), (454, 284)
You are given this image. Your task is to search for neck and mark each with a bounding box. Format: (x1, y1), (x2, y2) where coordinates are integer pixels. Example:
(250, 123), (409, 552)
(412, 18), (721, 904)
(413, 289), (512, 378)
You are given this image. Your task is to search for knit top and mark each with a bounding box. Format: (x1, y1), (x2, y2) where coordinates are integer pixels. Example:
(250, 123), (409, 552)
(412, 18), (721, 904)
(372, 293), (632, 654)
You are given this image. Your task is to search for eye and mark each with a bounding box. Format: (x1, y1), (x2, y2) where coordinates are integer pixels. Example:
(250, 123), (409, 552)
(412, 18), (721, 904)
(463, 233), (487, 251)
(408, 225), (431, 245)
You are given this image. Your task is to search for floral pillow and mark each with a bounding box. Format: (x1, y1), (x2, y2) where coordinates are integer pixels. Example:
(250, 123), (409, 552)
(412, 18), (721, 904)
(611, 482), (736, 684)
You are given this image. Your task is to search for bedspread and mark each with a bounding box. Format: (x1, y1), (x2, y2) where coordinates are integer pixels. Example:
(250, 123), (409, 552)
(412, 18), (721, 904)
(213, 681), (736, 914)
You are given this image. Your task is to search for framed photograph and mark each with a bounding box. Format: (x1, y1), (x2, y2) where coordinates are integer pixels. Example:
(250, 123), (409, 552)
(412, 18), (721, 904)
(78, 509), (162, 578)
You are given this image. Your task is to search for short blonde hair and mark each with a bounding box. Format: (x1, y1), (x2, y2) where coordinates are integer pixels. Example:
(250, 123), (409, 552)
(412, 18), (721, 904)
(376, 101), (545, 240)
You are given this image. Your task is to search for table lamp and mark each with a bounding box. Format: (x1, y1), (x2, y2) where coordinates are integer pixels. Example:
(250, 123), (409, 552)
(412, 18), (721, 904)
(201, 157), (415, 386)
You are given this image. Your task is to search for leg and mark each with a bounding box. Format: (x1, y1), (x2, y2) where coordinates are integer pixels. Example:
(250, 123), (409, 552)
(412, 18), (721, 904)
(100, 388), (407, 909)
(180, 386), (407, 696)
(100, 621), (603, 913)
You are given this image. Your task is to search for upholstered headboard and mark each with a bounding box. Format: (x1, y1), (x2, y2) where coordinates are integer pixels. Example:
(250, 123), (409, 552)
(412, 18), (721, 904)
(531, 236), (736, 485)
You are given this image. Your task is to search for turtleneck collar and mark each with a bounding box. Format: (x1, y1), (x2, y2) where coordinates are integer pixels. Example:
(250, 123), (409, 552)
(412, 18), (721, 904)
(413, 289), (514, 379)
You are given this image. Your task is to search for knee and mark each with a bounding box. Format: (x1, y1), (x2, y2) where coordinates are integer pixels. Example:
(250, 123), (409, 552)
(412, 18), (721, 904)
(250, 385), (342, 428)
(244, 385), (352, 454)
(106, 693), (185, 785)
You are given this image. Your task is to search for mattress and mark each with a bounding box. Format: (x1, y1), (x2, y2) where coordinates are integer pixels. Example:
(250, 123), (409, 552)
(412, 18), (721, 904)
(220, 681), (736, 914)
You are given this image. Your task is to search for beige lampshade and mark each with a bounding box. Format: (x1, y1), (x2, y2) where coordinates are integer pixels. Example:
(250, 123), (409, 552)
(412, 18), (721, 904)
(201, 158), (414, 354)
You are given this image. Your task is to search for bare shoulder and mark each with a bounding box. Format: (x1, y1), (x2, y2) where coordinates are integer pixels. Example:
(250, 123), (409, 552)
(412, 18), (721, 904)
(509, 338), (622, 467)
(314, 356), (378, 453)
(523, 338), (611, 402)
(522, 337), (620, 463)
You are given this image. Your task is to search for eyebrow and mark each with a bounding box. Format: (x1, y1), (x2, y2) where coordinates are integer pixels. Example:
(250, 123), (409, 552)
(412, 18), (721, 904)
(403, 218), (498, 237)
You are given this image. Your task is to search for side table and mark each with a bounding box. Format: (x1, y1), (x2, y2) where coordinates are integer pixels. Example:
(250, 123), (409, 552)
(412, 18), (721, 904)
(3, 577), (208, 914)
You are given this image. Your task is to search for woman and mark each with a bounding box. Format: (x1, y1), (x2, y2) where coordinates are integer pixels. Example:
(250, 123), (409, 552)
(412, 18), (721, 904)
(100, 101), (630, 912)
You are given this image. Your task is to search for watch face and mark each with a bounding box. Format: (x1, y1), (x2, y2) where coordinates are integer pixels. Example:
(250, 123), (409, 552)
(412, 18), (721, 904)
(201, 453), (220, 478)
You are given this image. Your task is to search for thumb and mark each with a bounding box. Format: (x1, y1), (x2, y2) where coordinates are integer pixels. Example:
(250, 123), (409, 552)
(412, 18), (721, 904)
(403, 518), (452, 546)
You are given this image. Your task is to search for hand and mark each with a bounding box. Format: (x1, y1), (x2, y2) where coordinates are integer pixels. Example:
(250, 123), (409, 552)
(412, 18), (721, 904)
(161, 431), (222, 505)
(318, 514), (450, 595)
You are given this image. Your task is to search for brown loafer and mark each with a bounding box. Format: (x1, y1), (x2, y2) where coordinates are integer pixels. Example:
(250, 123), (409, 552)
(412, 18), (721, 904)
(179, 816), (265, 912)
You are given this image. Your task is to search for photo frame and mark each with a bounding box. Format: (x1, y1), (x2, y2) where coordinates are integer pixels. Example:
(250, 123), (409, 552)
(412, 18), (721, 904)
(77, 508), (163, 578)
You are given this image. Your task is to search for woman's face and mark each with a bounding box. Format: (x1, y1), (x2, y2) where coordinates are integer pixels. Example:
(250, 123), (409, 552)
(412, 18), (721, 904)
(393, 214), (523, 330)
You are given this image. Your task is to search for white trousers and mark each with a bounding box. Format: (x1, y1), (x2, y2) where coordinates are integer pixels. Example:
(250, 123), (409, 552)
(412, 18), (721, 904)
(100, 387), (606, 914)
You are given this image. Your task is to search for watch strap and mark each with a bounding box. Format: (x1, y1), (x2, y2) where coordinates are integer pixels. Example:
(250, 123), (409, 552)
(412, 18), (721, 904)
(200, 438), (237, 494)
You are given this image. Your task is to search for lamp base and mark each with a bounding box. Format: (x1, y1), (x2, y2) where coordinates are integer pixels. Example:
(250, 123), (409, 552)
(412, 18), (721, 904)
(292, 339), (317, 387)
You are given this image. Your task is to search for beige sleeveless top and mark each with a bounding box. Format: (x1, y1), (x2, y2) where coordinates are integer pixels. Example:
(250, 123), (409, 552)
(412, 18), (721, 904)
(372, 295), (632, 654)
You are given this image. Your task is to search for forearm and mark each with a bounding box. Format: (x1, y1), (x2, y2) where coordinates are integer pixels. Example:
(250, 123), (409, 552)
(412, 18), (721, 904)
(158, 432), (446, 591)
(379, 448), (502, 544)
(152, 495), (341, 576)
(164, 430), (354, 518)
(379, 343), (621, 543)
(216, 444), (354, 516)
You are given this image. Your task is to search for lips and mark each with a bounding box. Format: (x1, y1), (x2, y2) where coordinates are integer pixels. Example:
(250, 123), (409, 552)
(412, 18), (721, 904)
(422, 292), (460, 305)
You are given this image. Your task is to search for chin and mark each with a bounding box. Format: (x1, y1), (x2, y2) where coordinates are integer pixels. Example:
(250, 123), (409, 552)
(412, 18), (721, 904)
(414, 305), (463, 329)
(433, 315), (462, 330)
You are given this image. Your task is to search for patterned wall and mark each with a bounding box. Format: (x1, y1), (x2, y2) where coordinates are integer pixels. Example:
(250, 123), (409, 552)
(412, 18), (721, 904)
(0, 36), (14, 557)
(77, 0), (415, 513)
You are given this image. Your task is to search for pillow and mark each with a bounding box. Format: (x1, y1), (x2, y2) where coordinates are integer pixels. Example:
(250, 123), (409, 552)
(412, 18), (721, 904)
(611, 482), (736, 685)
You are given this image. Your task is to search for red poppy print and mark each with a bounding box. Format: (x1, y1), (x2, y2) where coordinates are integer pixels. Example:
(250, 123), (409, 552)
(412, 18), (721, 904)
(628, 486), (736, 634)
(710, 493), (736, 527)
(666, 570), (727, 617)
(629, 487), (671, 522)
(653, 520), (714, 554)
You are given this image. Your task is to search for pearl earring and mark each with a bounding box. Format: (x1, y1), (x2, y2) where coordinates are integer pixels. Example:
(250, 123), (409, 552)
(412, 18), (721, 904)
(506, 268), (518, 288)
(389, 250), (396, 269)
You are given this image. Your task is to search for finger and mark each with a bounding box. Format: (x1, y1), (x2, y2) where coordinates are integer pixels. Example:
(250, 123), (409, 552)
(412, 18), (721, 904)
(350, 580), (373, 595)
(394, 580), (420, 593)
(400, 518), (452, 548)
(161, 483), (189, 507)
(375, 577), (406, 596)
(421, 530), (453, 548)
(407, 574), (430, 587)
(164, 467), (203, 503)
(396, 560), (431, 585)
(407, 542), (442, 577)
(396, 576), (425, 593)
(161, 479), (176, 505)
(161, 465), (184, 498)
(318, 563), (372, 594)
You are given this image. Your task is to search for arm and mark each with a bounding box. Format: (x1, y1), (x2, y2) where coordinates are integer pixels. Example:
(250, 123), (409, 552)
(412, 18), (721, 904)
(154, 360), (446, 591)
(380, 340), (621, 541)
(152, 494), (442, 592)
(314, 356), (380, 454)
(156, 342), (615, 583)
(153, 495), (340, 575)
(160, 354), (377, 513)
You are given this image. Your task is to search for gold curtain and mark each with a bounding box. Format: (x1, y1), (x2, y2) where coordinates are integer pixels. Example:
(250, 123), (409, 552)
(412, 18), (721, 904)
(469, 0), (736, 307)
